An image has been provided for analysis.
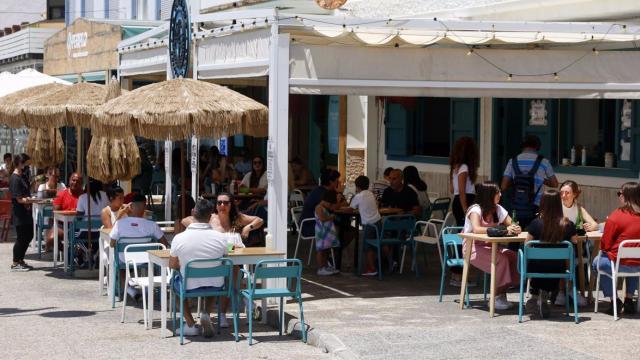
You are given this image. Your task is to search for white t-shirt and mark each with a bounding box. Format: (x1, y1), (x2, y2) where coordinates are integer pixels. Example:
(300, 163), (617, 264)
(562, 203), (579, 224)
(110, 217), (165, 262)
(350, 190), (381, 225)
(452, 164), (475, 195)
(77, 191), (109, 215)
(240, 171), (267, 189)
(170, 223), (228, 290)
(463, 204), (508, 234)
(37, 182), (66, 193)
(408, 184), (431, 210)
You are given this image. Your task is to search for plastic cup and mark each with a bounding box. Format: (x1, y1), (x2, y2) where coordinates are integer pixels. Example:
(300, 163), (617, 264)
(227, 242), (234, 252)
(598, 222), (605, 233)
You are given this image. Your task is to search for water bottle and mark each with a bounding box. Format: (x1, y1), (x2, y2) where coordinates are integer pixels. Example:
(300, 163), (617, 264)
(265, 232), (274, 249)
(570, 146), (576, 165)
(229, 180), (236, 195)
(581, 147), (587, 166)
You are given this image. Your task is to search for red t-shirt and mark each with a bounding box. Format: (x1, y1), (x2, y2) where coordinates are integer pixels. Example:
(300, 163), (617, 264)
(601, 209), (640, 266)
(53, 189), (79, 211)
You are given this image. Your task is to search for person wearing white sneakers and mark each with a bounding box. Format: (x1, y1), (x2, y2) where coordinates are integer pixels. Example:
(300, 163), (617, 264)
(169, 199), (228, 337)
(463, 182), (521, 310)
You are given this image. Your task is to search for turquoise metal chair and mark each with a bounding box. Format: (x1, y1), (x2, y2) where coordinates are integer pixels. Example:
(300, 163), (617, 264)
(360, 214), (417, 280)
(36, 205), (53, 258)
(111, 236), (157, 308)
(69, 215), (102, 273)
(171, 258), (238, 345)
(517, 240), (578, 323)
(240, 259), (306, 345)
(438, 227), (487, 305)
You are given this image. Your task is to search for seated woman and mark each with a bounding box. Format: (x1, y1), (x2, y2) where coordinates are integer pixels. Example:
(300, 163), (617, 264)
(100, 187), (126, 229)
(203, 168), (223, 195)
(239, 156), (267, 195)
(525, 189), (577, 318)
(555, 180), (597, 307)
(592, 182), (640, 316)
(315, 190), (341, 276)
(403, 165), (430, 217)
(463, 181), (521, 310)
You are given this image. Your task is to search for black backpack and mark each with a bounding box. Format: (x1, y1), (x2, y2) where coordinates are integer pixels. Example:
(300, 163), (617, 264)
(511, 154), (543, 219)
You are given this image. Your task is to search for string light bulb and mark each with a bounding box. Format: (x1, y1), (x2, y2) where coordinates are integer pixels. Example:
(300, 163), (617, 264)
(466, 48), (474, 56)
(507, 74), (513, 81)
(593, 48), (599, 55)
(554, 72), (559, 80)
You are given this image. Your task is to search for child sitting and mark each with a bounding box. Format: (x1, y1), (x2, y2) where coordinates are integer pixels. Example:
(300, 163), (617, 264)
(350, 176), (383, 276)
(315, 190), (340, 276)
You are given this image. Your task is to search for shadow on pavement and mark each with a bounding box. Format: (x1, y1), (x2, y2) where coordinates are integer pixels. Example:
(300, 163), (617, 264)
(40, 310), (97, 318)
(0, 307), (56, 316)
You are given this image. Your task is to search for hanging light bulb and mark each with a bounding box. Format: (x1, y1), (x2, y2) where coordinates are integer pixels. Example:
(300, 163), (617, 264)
(554, 72), (559, 80)
(466, 48), (474, 56)
(507, 74), (513, 81)
(593, 48), (599, 55)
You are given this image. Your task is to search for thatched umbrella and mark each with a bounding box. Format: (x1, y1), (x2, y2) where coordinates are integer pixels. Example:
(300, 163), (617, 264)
(87, 78), (141, 183)
(0, 83), (68, 128)
(92, 77), (269, 141)
(25, 128), (64, 168)
(22, 82), (112, 129)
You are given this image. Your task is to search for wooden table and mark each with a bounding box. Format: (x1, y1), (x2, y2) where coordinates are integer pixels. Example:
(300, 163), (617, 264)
(147, 247), (286, 338)
(575, 231), (602, 301)
(333, 207), (403, 273)
(52, 210), (77, 270)
(458, 232), (527, 317)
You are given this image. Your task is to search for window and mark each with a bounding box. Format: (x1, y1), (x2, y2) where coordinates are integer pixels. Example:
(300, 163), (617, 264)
(48, 0), (65, 20)
(561, 99), (616, 167)
(385, 97), (479, 163)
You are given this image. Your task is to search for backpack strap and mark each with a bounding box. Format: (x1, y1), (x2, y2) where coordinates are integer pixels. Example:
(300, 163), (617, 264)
(528, 155), (544, 176)
(511, 155), (522, 176)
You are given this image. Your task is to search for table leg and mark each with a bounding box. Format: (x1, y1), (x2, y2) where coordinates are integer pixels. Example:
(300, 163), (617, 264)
(489, 242), (497, 317)
(53, 217), (59, 267)
(459, 239), (473, 309)
(147, 260), (154, 330)
(160, 263), (167, 337)
(588, 239), (601, 302)
(576, 240), (585, 296)
(108, 247), (114, 301)
(63, 219), (69, 272)
(32, 206), (37, 250)
(353, 217), (360, 274)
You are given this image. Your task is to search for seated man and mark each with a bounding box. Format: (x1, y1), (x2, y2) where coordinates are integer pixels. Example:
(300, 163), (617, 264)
(380, 169), (421, 218)
(109, 194), (168, 299)
(46, 172), (83, 251)
(169, 199), (228, 337)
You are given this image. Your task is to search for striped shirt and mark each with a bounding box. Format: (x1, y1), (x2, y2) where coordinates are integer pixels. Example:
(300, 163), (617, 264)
(503, 150), (555, 205)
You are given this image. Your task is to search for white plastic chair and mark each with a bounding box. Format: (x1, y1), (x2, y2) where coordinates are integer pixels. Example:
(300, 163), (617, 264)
(594, 239), (640, 320)
(405, 220), (442, 274)
(291, 206), (316, 265)
(429, 211), (456, 235)
(98, 226), (110, 296)
(121, 243), (170, 326)
(289, 189), (305, 208)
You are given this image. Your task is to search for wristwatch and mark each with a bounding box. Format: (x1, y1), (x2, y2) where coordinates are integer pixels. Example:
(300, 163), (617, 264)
(249, 224), (254, 230)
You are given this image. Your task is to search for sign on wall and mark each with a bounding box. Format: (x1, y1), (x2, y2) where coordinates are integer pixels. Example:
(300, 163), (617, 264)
(44, 18), (121, 75)
(528, 100), (548, 126)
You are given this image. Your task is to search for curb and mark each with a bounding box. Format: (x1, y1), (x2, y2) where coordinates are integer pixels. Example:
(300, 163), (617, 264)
(265, 308), (360, 359)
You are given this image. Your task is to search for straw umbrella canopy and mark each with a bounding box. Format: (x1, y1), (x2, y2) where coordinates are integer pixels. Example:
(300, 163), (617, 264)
(87, 79), (141, 183)
(25, 128), (64, 168)
(22, 82), (113, 129)
(92, 78), (269, 141)
(0, 83), (68, 128)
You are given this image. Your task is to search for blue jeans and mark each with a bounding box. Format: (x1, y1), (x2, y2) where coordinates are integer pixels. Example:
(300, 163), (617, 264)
(592, 253), (640, 298)
(173, 275), (224, 294)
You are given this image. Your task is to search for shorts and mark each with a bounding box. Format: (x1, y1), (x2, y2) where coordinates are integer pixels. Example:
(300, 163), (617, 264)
(172, 275), (224, 294)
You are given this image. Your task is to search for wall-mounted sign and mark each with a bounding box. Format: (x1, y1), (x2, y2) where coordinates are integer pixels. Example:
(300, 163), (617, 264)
(529, 100), (548, 126)
(190, 137), (198, 173)
(620, 99), (632, 161)
(66, 31), (88, 58)
(267, 139), (275, 183)
(169, 0), (190, 79)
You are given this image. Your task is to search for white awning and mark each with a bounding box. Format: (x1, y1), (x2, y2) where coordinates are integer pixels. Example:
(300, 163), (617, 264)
(197, 28), (271, 79)
(119, 47), (168, 77)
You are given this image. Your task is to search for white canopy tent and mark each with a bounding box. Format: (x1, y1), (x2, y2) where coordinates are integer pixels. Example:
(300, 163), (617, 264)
(0, 69), (70, 98)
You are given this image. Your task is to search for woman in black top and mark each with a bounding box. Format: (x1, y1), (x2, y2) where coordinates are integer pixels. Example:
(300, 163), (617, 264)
(9, 154), (34, 271)
(526, 189), (577, 317)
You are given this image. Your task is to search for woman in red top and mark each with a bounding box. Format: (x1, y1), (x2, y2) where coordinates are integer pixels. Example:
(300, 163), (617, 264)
(592, 182), (640, 315)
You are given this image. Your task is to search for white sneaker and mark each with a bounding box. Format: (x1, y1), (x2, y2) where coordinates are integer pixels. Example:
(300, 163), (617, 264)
(317, 267), (334, 276)
(219, 313), (229, 328)
(327, 265), (340, 274)
(180, 323), (199, 336)
(555, 292), (588, 307)
(494, 295), (513, 310)
(200, 312), (213, 337)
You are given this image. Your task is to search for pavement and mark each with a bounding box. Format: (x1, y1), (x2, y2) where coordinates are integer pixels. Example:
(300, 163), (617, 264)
(284, 235), (640, 360)
(0, 239), (329, 360)
(5, 231), (640, 360)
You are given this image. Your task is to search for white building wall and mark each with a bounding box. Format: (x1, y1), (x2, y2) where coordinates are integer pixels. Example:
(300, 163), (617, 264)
(0, 0), (46, 29)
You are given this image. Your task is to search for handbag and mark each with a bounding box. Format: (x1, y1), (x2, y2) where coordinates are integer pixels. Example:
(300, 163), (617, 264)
(487, 225), (509, 237)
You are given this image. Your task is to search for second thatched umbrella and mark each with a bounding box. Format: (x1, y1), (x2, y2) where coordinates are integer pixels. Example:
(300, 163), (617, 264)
(0, 83), (68, 128)
(92, 77), (269, 141)
(25, 128), (64, 168)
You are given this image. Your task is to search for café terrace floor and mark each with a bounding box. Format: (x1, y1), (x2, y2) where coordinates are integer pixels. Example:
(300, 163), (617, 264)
(2, 232), (640, 359)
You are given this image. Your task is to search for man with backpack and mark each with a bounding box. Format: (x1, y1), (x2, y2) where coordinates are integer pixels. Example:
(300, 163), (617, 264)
(501, 134), (558, 231)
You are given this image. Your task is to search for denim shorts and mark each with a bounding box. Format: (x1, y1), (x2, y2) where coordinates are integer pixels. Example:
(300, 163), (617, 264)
(173, 275), (224, 294)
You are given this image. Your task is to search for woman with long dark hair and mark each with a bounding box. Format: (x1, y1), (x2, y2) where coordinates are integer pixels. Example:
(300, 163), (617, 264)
(76, 178), (108, 216)
(525, 189), (577, 318)
(593, 182), (640, 316)
(403, 165), (430, 213)
(463, 181), (521, 310)
(239, 156), (267, 195)
(450, 136), (479, 226)
(9, 153), (33, 271)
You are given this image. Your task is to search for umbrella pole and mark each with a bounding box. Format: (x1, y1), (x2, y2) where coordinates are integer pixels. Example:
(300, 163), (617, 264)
(180, 141), (186, 232)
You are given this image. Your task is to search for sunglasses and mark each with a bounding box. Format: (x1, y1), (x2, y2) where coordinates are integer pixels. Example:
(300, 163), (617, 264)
(617, 191), (623, 197)
(217, 200), (231, 206)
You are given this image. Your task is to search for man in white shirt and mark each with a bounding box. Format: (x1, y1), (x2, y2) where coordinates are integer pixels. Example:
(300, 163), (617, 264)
(169, 199), (228, 337)
(110, 194), (167, 302)
(351, 176), (385, 277)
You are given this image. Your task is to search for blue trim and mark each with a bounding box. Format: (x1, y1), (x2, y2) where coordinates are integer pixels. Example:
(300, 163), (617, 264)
(81, 0), (86, 17)
(156, 0), (162, 20)
(387, 155), (449, 165)
(131, 0), (137, 19)
(556, 165), (638, 179)
(65, 0), (69, 25)
(104, 0), (109, 18)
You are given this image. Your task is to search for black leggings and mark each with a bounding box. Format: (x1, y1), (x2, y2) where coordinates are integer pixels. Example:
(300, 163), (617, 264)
(13, 223), (33, 263)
